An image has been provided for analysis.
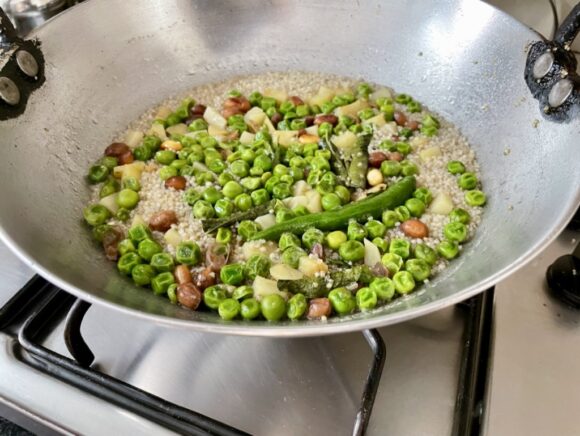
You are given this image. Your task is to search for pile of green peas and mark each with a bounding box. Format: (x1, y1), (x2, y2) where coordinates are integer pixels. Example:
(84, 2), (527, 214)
(446, 159), (487, 207)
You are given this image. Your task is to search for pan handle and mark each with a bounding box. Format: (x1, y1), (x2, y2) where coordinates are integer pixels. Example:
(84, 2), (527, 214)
(0, 6), (45, 121)
(524, 3), (579, 122)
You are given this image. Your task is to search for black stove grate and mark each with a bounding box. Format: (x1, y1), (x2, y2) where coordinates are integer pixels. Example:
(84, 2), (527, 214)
(0, 276), (493, 435)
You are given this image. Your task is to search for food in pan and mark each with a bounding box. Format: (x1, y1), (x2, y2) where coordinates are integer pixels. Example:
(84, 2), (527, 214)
(82, 72), (486, 321)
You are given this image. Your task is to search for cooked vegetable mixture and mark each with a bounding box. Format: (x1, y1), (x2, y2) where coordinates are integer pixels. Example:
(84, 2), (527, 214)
(83, 72), (486, 322)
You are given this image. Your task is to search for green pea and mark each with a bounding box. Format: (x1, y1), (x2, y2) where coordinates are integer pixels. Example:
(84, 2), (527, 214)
(218, 299), (240, 320)
(240, 177), (261, 191)
(229, 160), (249, 178)
(381, 104), (395, 121)
(170, 159), (187, 170)
(422, 114), (440, 129)
(128, 224), (151, 243)
(356, 287), (378, 310)
(208, 159), (227, 174)
(118, 239), (136, 256)
(238, 220), (261, 240)
(132, 264), (156, 286)
(99, 179), (119, 198)
(399, 128), (413, 139)
(413, 243), (438, 266)
(122, 177), (141, 192)
(83, 204), (111, 226)
(395, 205), (411, 222)
(458, 172), (478, 190)
(365, 220), (386, 239)
(303, 142), (319, 156)
(405, 198), (426, 217)
(250, 188), (270, 206)
(187, 150), (204, 164)
(203, 285), (227, 310)
(317, 173), (336, 195)
(117, 252), (142, 276)
(293, 205), (309, 216)
(389, 238), (411, 259)
(310, 156), (330, 172)
(395, 93), (411, 104)
(320, 102), (336, 114)
(200, 136), (218, 148)
(357, 108), (375, 120)
(222, 181), (243, 199)
(289, 156), (306, 169)
(407, 101), (422, 113)
(116, 189), (140, 209)
(240, 298), (261, 320)
(180, 165), (195, 177)
(287, 294), (307, 320)
(88, 164), (109, 184)
(357, 82), (373, 98)
(349, 124), (363, 134)
(264, 176), (280, 193)
(302, 227), (324, 250)
(201, 186), (222, 205)
(159, 166), (178, 181)
(321, 193), (341, 211)
(192, 200), (215, 219)
(447, 160), (466, 175)
(334, 185), (351, 204)
(370, 277), (395, 301)
(92, 224), (113, 243)
(138, 239), (162, 262)
(382, 210), (398, 229)
(216, 227), (232, 244)
(245, 254), (271, 280)
(393, 271), (416, 294)
(271, 183), (291, 200)
(315, 149), (332, 160)
(405, 258), (431, 282)
(379, 139), (396, 151)
(328, 287), (356, 316)
(233, 285), (253, 301)
(306, 170), (322, 187)
(214, 198), (234, 218)
(143, 135), (162, 152)
(167, 284), (178, 303)
(396, 142), (412, 155)
(188, 118), (208, 131)
(437, 240), (459, 260)
(327, 230), (347, 250)
(176, 241), (202, 266)
(380, 160), (401, 177)
(413, 187), (433, 205)
(347, 221), (367, 241)
(465, 190), (487, 207)
(381, 252), (403, 275)
(279, 232), (301, 251)
(195, 171), (215, 185)
(449, 208), (471, 224)
(401, 161), (419, 176)
(372, 237), (389, 253)
(444, 222), (468, 243)
(216, 172), (234, 187)
(150, 253), (175, 273)
(220, 263), (245, 286)
(254, 154), (273, 172)
(260, 294), (286, 321)
(317, 122), (333, 137)
(155, 150), (176, 165)
(100, 156), (118, 170)
(272, 164), (288, 178)
(339, 240), (365, 262)
(282, 246), (306, 268)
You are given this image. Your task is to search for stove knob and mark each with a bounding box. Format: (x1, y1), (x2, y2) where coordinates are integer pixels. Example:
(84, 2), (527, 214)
(546, 251), (580, 308)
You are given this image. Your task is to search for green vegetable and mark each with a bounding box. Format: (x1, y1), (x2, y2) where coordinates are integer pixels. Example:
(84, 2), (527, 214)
(254, 154), (273, 172)
(400, 161), (419, 176)
(365, 220), (386, 239)
(176, 241), (202, 265)
(370, 277), (395, 301)
(202, 200), (274, 233)
(193, 200), (215, 219)
(447, 160), (466, 175)
(347, 221), (367, 241)
(372, 237), (389, 253)
(151, 272), (175, 295)
(465, 190), (487, 206)
(287, 293), (308, 320)
(117, 252), (141, 275)
(99, 179), (119, 198)
(219, 263), (245, 286)
(389, 238), (411, 259)
(235, 193), (253, 212)
(216, 227), (232, 244)
(83, 204), (111, 227)
(214, 198), (234, 218)
(444, 222), (468, 243)
(241, 176), (261, 191)
(279, 232), (301, 251)
(449, 208), (471, 224)
(413, 187), (432, 205)
(405, 198), (426, 217)
(272, 182), (292, 199)
(222, 181), (243, 199)
(128, 224), (151, 243)
(381, 160), (401, 177)
(218, 299), (241, 320)
(382, 210), (398, 229)
(327, 230), (347, 250)
(251, 177), (416, 241)
(122, 177), (141, 192)
(92, 224), (112, 242)
(167, 284), (177, 303)
(251, 189), (270, 206)
(339, 240), (365, 262)
(155, 150), (176, 165)
(137, 239), (162, 262)
(381, 252), (403, 275)
(232, 285), (253, 300)
(204, 285), (227, 309)
(405, 258), (431, 281)
(240, 298), (261, 320)
(334, 185), (351, 204)
(395, 205), (411, 222)
(183, 188), (201, 206)
(413, 243), (438, 265)
(356, 287), (378, 310)
(132, 264), (156, 286)
(458, 172), (478, 190)
(116, 189), (140, 209)
(328, 287), (356, 316)
(278, 265), (371, 298)
(150, 252), (175, 272)
(88, 165), (109, 184)
(393, 271), (415, 294)
(238, 220), (261, 240)
(437, 240), (459, 260)
(321, 193), (342, 211)
(261, 294), (286, 321)
(202, 186), (223, 204)
(117, 239), (136, 256)
(302, 227), (324, 250)
(282, 246), (306, 268)
(100, 156), (118, 170)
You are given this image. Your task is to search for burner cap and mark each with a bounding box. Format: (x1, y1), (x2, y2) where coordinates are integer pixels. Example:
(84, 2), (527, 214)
(546, 253), (580, 308)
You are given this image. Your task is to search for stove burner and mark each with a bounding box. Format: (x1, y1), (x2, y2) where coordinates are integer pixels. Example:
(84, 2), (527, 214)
(546, 236), (580, 308)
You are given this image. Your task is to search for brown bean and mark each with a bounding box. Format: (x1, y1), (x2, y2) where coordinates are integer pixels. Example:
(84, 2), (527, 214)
(190, 103), (206, 116)
(222, 106), (243, 119)
(394, 111), (407, 126)
(289, 96), (304, 106)
(387, 151), (403, 162)
(149, 210), (177, 232)
(174, 265), (193, 285)
(102, 226), (123, 261)
(193, 267), (216, 290)
(307, 298), (332, 320)
(223, 97), (251, 113)
(165, 176), (187, 191)
(176, 283), (202, 310)
(368, 151), (388, 168)
(314, 114), (338, 126)
(118, 150), (134, 165)
(371, 262), (389, 278)
(104, 142), (130, 158)
(310, 243), (324, 260)
(205, 243), (229, 272)
(400, 219), (429, 239)
(270, 112), (283, 125)
(304, 115), (315, 126)
(406, 120), (419, 131)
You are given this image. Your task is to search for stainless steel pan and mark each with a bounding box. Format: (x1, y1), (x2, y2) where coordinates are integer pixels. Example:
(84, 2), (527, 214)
(0, 0), (578, 336)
